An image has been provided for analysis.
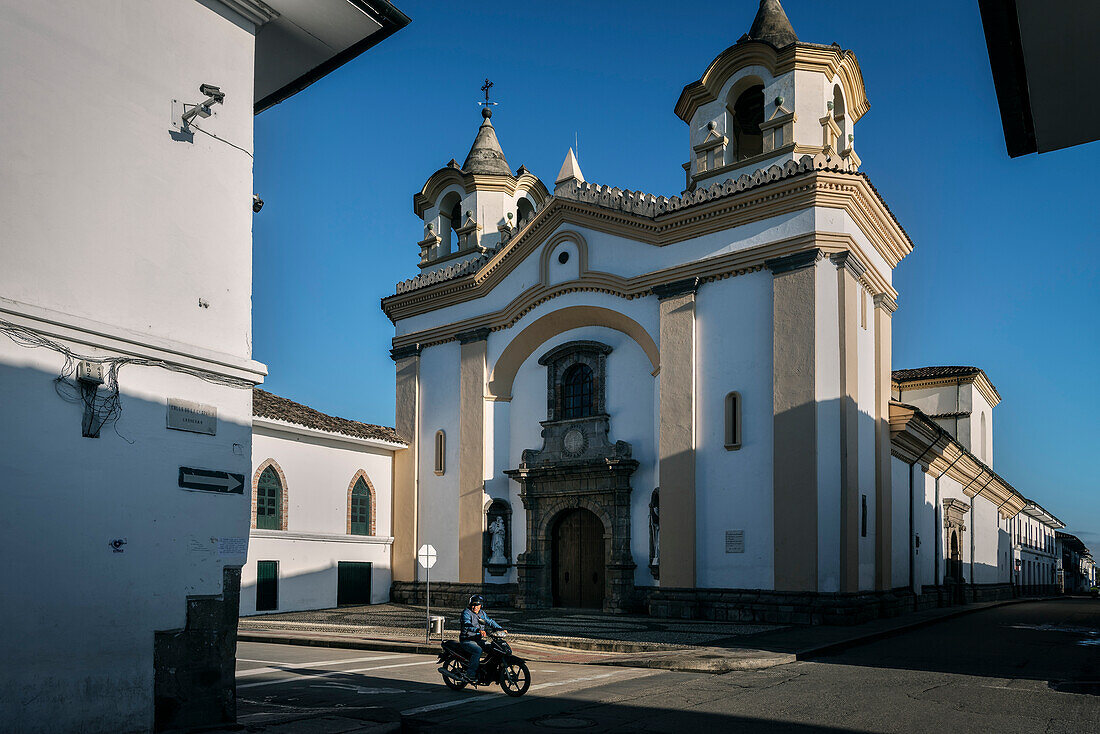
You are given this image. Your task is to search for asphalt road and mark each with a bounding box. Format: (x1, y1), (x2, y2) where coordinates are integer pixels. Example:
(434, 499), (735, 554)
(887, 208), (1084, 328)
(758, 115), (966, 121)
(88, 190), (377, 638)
(234, 599), (1099, 733)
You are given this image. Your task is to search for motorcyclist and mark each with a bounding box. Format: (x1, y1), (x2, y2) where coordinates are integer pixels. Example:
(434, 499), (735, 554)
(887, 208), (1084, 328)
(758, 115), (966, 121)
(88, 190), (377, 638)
(458, 594), (505, 683)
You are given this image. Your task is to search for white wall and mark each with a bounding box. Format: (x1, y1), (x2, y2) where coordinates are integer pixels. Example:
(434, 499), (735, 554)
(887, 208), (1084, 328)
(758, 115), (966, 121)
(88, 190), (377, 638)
(0, 2), (259, 731)
(815, 259), (842, 592)
(695, 270), (775, 589)
(240, 425), (396, 614)
(417, 341), (461, 581)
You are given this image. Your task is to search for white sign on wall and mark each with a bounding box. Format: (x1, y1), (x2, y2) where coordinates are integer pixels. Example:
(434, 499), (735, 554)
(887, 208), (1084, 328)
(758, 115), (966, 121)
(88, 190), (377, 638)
(167, 398), (217, 435)
(725, 530), (745, 553)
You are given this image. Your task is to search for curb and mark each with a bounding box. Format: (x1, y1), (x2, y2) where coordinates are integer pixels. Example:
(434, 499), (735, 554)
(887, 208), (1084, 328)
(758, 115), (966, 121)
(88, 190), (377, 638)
(795, 597), (1042, 660)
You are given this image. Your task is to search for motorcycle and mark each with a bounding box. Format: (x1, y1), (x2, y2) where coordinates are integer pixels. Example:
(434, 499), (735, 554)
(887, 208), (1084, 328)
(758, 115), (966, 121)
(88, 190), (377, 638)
(436, 630), (531, 697)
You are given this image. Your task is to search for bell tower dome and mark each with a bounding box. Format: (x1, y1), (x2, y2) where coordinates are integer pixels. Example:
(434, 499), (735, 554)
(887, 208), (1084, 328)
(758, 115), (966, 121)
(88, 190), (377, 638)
(675, 0), (869, 191)
(411, 100), (549, 274)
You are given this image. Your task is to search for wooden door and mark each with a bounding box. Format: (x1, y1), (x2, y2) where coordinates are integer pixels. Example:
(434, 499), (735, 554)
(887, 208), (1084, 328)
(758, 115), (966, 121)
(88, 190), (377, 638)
(337, 561), (372, 606)
(552, 510), (605, 608)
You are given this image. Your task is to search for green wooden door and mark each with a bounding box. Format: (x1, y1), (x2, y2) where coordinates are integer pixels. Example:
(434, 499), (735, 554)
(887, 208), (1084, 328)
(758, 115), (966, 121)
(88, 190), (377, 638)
(256, 560), (278, 611)
(337, 562), (372, 606)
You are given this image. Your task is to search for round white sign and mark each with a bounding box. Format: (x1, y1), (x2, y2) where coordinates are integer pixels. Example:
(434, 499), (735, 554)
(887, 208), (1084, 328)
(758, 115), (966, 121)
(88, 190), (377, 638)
(417, 543), (438, 569)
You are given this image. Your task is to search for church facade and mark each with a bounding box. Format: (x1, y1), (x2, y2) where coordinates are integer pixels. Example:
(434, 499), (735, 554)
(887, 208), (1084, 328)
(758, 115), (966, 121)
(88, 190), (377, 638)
(381, 1), (1032, 621)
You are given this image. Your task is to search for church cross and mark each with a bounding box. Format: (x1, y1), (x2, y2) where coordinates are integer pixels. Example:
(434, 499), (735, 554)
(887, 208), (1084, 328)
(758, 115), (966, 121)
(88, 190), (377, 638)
(479, 78), (497, 110)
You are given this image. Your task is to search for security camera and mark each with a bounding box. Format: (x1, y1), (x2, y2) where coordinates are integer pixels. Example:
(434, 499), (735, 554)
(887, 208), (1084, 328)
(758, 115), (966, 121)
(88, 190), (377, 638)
(252, 194), (264, 213)
(199, 83), (225, 103)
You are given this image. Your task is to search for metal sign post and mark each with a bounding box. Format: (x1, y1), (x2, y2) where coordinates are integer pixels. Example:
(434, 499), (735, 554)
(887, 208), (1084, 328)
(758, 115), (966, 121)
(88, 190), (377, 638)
(417, 544), (437, 643)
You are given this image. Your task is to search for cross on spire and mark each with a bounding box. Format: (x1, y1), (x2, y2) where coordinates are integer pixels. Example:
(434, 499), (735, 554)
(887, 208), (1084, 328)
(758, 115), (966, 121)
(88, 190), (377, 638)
(478, 78), (497, 117)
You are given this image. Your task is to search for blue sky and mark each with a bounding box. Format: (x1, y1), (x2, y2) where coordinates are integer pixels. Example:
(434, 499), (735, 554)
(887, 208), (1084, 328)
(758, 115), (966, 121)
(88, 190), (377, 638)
(253, 1), (1099, 546)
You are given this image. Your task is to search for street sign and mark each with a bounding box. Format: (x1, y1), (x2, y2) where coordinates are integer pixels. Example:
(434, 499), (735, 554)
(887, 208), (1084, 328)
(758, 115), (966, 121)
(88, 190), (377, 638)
(418, 544), (437, 569)
(178, 467), (245, 494)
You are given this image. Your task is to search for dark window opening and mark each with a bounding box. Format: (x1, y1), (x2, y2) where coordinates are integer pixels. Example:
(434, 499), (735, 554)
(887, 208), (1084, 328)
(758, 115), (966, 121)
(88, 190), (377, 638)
(729, 85), (764, 160)
(861, 494), (868, 537)
(562, 364), (594, 419)
(256, 560), (278, 611)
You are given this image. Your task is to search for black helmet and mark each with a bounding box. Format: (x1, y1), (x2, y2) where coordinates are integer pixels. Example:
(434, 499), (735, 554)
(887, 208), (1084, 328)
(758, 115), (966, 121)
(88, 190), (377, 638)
(468, 594), (484, 607)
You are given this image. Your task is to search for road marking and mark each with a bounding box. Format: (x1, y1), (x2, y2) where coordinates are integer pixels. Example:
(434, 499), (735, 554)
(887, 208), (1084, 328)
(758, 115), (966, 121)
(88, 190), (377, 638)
(400, 670), (657, 716)
(237, 655), (399, 677)
(238, 658), (437, 689)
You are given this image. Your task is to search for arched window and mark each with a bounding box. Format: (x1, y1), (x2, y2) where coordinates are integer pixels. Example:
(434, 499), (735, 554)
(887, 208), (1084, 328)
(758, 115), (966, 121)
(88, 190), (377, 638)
(437, 192), (462, 255)
(516, 197), (535, 223)
(727, 85), (764, 161)
(832, 84), (847, 140)
(434, 430), (446, 475)
(561, 364), (594, 419)
(349, 476), (373, 536)
(256, 465), (283, 530)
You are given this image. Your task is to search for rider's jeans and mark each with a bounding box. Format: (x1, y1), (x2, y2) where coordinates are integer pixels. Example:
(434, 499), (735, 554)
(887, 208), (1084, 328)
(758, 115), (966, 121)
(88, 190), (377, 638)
(460, 639), (489, 677)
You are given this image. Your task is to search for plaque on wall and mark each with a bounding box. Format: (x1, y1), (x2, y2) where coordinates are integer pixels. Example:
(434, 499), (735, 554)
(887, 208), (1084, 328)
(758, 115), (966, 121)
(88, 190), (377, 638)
(725, 530), (745, 553)
(167, 398), (217, 435)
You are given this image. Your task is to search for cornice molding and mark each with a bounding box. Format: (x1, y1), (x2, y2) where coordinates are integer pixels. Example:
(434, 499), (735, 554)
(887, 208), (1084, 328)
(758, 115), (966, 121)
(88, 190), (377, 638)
(413, 168), (551, 218)
(830, 250), (868, 278)
(894, 373), (1002, 409)
(249, 529), (395, 545)
(873, 292), (898, 315)
(675, 41), (870, 125)
(889, 402), (1025, 518)
(389, 343), (422, 361)
(652, 277), (701, 300)
(767, 248), (821, 274)
(383, 169), (910, 322)
(387, 233), (884, 352)
(215, 0), (278, 26)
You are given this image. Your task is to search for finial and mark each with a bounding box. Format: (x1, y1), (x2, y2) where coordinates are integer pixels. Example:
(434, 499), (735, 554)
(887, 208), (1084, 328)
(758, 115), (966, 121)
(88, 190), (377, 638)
(478, 78), (497, 120)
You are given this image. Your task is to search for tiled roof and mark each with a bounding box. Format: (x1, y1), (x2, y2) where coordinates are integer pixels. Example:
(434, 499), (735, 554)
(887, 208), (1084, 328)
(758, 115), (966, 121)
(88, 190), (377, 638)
(253, 388), (405, 445)
(892, 366), (983, 382)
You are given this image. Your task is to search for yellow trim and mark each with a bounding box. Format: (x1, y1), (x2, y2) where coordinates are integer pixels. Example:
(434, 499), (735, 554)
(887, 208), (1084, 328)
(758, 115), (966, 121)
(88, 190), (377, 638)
(414, 168), (551, 219)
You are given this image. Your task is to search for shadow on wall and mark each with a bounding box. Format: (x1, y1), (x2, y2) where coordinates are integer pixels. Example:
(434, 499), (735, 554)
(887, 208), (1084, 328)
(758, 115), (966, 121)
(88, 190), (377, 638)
(0, 362), (253, 733)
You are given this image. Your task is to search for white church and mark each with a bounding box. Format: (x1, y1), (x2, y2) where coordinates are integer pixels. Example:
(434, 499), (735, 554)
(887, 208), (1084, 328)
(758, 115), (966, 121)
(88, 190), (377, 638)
(372, 0), (1052, 623)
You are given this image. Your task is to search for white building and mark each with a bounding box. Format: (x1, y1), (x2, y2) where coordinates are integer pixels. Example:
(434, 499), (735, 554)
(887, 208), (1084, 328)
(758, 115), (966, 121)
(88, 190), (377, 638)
(0, 1), (408, 731)
(241, 389), (404, 615)
(1012, 502), (1063, 596)
(376, 0), (1056, 623)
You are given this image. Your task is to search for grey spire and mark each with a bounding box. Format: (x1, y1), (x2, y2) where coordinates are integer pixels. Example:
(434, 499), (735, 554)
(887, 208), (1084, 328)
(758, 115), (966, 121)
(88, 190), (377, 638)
(746, 0), (798, 48)
(462, 108), (512, 176)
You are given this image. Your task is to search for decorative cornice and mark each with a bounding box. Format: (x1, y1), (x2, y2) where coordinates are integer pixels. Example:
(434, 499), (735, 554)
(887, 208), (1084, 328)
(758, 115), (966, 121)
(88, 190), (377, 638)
(413, 167), (551, 219)
(387, 231), (891, 351)
(873, 292), (898, 315)
(767, 248), (821, 274)
(829, 250), (868, 278)
(652, 277), (701, 300)
(389, 343), (422, 361)
(894, 373), (1002, 409)
(249, 529), (395, 545)
(889, 401), (1026, 519)
(675, 41), (870, 125)
(457, 327), (491, 344)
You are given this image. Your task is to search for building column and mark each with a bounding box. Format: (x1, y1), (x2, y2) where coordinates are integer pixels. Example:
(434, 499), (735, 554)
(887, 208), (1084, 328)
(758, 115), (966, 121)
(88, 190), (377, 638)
(458, 328), (490, 583)
(833, 252), (865, 593)
(391, 343), (421, 582)
(766, 249), (820, 592)
(655, 277), (699, 589)
(873, 293), (897, 591)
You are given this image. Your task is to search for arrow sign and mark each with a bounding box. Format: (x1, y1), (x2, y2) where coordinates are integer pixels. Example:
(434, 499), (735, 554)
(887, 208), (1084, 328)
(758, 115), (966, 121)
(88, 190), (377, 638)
(418, 544), (437, 569)
(178, 467), (245, 495)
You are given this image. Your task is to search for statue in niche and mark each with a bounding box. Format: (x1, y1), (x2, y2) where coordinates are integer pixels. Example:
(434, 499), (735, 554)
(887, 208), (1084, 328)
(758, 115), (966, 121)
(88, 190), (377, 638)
(648, 488), (660, 566)
(488, 516), (507, 565)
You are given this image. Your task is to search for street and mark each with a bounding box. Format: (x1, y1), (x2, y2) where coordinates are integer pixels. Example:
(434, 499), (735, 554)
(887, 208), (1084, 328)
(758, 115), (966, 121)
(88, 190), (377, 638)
(235, 600), (1099, 733)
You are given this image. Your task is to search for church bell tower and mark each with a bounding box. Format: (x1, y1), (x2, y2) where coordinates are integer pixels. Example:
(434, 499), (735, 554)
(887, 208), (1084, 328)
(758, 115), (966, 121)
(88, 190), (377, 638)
(676, 0), (869, 191)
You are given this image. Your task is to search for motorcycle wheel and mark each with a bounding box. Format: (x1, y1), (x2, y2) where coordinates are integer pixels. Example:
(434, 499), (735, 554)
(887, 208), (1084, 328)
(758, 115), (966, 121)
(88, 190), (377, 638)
(441, 658), (468, 690)
(500, 660), (531, 697)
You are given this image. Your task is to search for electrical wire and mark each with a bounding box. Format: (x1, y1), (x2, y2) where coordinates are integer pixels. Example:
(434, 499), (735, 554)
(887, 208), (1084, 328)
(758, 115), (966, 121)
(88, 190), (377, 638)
(188, 122), (254, 159)
(1, 318), (252, 440)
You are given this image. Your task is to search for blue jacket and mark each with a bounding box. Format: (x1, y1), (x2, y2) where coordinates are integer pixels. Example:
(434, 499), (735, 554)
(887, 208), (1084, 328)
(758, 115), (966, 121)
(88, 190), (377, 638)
(460, 607), (502, 641)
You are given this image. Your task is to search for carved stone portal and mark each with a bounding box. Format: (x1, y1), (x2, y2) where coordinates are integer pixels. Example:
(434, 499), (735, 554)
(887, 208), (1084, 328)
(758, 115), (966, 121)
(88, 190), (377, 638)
(505, 340), (637, 612)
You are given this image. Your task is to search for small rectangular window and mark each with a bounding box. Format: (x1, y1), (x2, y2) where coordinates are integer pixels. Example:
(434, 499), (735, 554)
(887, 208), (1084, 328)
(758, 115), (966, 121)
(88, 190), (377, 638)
(724, 392), (742, 450)
(256, 560), (278, 612)
(861, 494), (868, 537)
(434, 430), (446, 475)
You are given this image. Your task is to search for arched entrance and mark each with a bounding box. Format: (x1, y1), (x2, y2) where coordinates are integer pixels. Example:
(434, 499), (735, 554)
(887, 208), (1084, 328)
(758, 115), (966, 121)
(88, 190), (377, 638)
(552, 509), (605, 608)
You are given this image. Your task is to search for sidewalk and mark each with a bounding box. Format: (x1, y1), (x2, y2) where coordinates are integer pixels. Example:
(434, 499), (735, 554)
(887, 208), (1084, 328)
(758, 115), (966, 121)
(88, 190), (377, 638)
(237, 596), (1050, 674)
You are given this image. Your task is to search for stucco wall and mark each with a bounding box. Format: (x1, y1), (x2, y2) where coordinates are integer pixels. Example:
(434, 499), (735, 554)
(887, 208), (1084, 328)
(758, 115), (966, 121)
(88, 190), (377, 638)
(240, 425), (396, 614)
(417, 341), (461, 581)
(695, 270), (775, 589)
